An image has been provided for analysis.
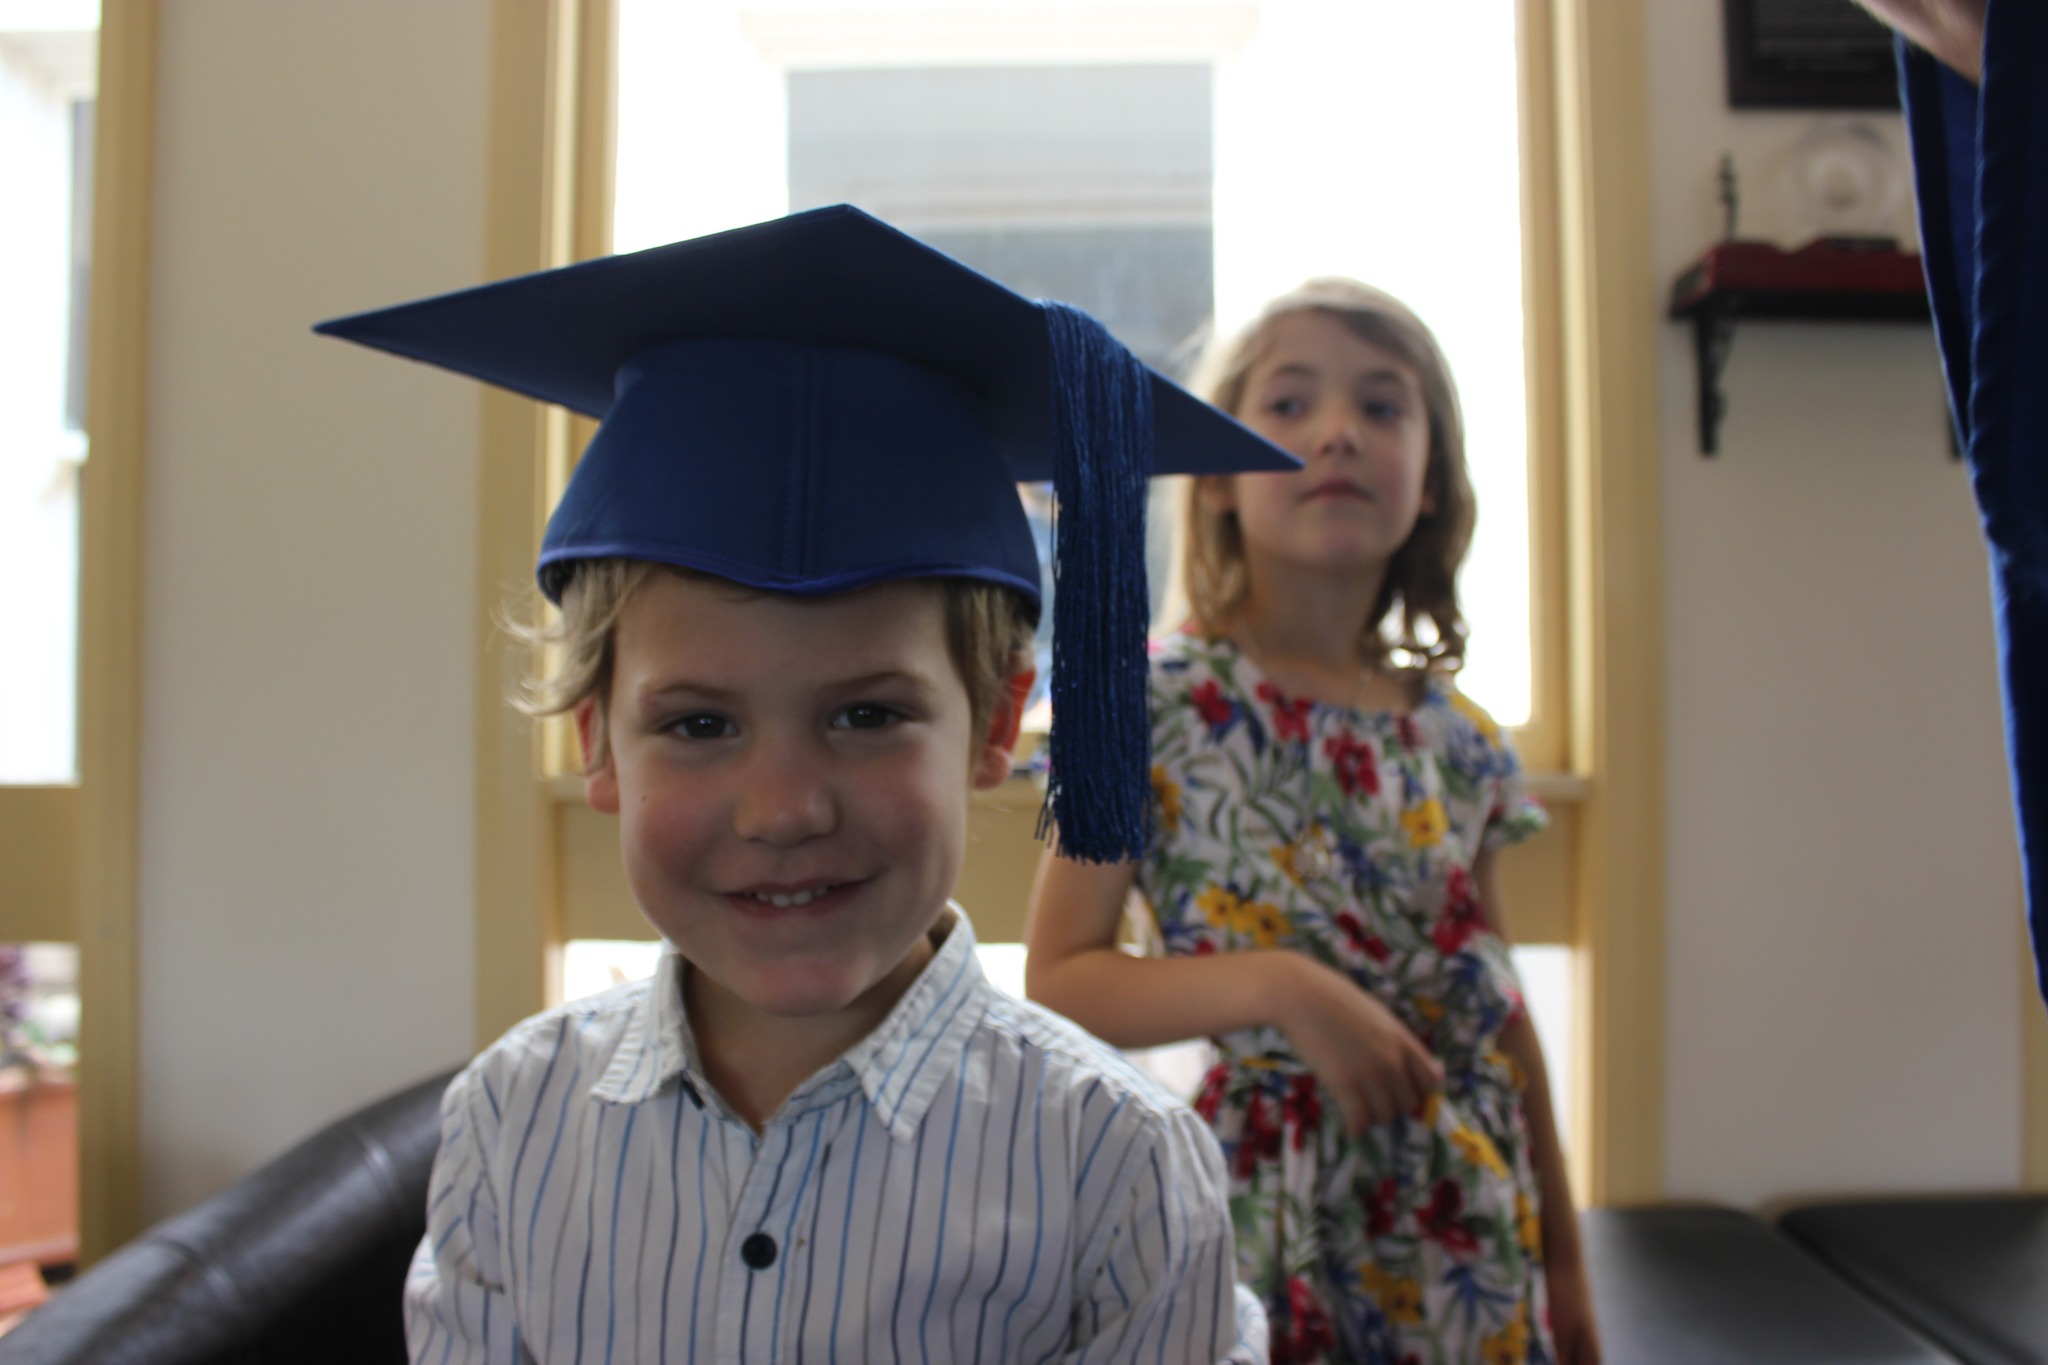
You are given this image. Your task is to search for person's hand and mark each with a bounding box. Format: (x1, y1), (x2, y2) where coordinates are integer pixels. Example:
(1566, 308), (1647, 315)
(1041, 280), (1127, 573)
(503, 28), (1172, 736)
(1544, 1252), (1601, 1365)
(1268, 955), (1442, 1134)
(1854, 0), (1986, 82)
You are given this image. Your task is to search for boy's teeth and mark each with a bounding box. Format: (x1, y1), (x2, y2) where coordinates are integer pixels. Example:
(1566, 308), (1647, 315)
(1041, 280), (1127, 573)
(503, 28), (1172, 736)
(750, 885), (834, 908)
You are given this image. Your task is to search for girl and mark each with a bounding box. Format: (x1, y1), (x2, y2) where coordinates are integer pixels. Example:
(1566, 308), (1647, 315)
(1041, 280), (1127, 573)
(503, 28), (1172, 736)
(1026, 280), (1597, 1364)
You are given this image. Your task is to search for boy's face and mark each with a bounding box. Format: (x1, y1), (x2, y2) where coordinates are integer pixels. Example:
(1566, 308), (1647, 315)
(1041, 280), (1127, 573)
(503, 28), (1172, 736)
(582, 573), (1017, 1034)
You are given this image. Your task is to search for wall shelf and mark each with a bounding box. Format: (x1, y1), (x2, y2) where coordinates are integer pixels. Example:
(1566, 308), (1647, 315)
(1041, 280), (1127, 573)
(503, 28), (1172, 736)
(1668, 238), (1930, 454)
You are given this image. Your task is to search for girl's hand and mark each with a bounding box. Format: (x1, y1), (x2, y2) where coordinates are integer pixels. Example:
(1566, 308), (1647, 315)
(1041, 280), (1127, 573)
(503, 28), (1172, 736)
(1544, 1252), (1601, 1365)
(1269, 954), (1443, 1134)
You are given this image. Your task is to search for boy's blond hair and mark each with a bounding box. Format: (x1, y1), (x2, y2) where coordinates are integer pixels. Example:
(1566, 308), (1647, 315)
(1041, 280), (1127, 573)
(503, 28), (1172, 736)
(1177, 277), (1477, 673)
(512, 561), (1036, 768)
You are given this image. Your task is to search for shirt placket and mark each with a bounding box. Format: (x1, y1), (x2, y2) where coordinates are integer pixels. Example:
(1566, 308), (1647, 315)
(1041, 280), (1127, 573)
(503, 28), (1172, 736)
(707, 1092), (849, 1364)
(697, 1115), (768, 1362)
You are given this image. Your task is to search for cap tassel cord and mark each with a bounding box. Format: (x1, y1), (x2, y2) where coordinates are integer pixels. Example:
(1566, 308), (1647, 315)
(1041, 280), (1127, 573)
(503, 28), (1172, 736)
(1037, 302), (1153, 863)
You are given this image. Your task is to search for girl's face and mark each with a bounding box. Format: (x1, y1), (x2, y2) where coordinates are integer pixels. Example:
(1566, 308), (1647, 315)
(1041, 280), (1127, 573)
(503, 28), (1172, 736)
(1208, 310), (1434, 580)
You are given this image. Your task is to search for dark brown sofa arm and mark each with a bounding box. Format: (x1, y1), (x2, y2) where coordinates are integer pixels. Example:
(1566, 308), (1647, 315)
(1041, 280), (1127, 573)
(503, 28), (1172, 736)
(0, 1068), (457, 1365)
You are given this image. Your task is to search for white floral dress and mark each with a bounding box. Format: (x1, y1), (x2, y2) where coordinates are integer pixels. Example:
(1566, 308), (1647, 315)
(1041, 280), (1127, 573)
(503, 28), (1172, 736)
(1136, 633), (1552, 1365)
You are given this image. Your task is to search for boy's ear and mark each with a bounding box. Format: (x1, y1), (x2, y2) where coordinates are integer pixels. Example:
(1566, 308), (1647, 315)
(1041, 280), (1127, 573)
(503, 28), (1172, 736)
(574, 698), (620, 814)
(972, 663), (1035, 791)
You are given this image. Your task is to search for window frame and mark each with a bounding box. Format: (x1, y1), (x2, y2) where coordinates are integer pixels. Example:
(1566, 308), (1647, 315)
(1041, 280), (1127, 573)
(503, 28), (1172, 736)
(1520, 0), (1668, 1206)
(66, 0), (152, 1265)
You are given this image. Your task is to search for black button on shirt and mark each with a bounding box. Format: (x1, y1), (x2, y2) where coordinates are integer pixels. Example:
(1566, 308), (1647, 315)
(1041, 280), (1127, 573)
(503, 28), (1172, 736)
(740, 1232), (777, 1270)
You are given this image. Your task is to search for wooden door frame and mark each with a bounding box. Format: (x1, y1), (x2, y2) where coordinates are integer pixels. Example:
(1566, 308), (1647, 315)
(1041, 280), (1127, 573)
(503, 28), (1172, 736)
(73, 0), (157, 1264)
(1522, 0), (1666, 1206)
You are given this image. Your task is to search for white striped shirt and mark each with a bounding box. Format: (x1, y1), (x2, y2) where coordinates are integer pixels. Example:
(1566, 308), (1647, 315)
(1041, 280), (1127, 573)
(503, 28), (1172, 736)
(406, 911), (1267, 1364)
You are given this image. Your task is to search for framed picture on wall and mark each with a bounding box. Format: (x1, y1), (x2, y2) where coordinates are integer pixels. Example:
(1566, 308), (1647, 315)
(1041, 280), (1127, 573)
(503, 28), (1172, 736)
(1724, 0), (1900, 109)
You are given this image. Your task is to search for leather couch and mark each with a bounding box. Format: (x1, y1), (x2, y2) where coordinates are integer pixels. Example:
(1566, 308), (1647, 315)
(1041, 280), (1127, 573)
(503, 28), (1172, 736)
(0, 1068), (454, 1365)
(1582, 1204), (1951, 1363)
(1781, 1194), (2048, 1365)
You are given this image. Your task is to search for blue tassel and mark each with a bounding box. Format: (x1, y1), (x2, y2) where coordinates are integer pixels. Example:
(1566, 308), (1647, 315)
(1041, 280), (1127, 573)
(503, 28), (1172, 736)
(1037, 302), (1152, 863)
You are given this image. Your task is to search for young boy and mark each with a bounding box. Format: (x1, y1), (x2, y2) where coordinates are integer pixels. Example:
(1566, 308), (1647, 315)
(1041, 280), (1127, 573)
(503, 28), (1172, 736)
(317, 206), (1293, 1364)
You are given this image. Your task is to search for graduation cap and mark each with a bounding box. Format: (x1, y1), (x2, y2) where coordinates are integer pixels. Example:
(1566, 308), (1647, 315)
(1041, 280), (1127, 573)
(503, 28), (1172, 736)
(315, 203), (1295, 862)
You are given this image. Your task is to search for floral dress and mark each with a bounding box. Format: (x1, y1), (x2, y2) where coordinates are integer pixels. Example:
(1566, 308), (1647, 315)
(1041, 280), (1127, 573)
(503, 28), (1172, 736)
(1137, 633), (1551, 1365)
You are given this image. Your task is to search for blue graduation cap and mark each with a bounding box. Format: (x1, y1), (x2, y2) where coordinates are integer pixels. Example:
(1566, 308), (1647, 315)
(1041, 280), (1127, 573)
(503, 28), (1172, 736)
(315, 204), (1295, 862)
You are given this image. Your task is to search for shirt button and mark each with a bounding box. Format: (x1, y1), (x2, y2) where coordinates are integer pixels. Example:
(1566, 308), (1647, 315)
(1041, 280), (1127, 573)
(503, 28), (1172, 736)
(740, 1232), (778, 1270)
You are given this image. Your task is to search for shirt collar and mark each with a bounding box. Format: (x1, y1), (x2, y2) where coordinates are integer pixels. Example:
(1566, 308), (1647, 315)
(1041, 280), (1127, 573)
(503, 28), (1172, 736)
(589, 907), (993, 1143)
(587, 947), (695, 1108)
(836, 906), (990, 1141)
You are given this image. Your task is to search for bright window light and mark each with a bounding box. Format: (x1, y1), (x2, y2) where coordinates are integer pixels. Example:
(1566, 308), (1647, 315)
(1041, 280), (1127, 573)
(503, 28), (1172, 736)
(1510, 942), (1574, 1161)
(0, 9), (96, 782)
(607, 0), (1562, 1137)
(562, 938), (667, 1003)
(614, 0), (1532, 724)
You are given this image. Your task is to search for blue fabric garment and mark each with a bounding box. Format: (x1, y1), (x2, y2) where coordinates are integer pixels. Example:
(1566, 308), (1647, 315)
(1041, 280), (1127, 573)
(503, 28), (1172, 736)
(1899, 2), (2048, 1005)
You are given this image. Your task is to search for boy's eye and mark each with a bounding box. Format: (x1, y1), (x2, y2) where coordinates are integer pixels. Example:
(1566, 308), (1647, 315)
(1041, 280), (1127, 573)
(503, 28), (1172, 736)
(671, 713), (736, 740)
(832, 703), (898, 731)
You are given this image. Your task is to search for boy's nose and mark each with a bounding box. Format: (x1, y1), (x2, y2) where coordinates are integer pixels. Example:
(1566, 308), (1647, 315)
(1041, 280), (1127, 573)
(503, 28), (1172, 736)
(732, 745), (838, 846)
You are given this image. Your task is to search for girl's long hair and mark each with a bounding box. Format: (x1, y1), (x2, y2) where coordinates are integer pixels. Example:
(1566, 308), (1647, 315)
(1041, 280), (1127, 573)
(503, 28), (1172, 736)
(1175, 278), (1476, 674)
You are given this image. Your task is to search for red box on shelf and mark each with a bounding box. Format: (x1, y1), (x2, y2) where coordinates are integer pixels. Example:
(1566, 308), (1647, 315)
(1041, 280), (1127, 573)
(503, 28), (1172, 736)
(1671, 237), (1928, 317)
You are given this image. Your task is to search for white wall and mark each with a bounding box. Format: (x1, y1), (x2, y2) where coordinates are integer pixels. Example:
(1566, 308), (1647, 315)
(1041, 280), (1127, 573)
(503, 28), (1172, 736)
(1649, 1), (2024, 1206)
(138, 0), (487, 1220)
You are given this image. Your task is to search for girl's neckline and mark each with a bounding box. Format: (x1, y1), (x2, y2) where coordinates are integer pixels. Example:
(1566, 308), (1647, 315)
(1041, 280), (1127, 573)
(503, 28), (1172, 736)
(1194, 630), (1436, 721)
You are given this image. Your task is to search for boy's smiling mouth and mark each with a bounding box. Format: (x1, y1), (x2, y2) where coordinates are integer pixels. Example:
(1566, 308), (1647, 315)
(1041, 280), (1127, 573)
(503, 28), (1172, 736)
(733, 881), (859, 910)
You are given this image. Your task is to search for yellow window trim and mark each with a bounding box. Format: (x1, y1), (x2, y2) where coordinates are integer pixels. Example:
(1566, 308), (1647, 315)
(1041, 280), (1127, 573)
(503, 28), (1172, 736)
(546, 773), (1590, 948)
(472, 0), (618, 1051)
(0, 787), (77, 944)
(71, 0), (156, 1264)
(1536, 0), (1667, 1207)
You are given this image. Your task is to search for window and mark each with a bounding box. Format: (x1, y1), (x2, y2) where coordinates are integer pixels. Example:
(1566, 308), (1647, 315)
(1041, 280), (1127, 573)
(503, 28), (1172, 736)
(0, 0), (96, 1280)
(790, 62), (1211, 698)
(0, 1), (96, 784)
(593, 0), (1571, 1131)
(614, 0), (1535, 725)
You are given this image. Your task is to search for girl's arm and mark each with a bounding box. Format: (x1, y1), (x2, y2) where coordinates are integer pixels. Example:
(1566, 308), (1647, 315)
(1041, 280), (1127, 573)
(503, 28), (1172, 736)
(1474, 848), (1600, 1365)
(1024, 852), (1292, 1047)
(1025, 849), (1442, 1129)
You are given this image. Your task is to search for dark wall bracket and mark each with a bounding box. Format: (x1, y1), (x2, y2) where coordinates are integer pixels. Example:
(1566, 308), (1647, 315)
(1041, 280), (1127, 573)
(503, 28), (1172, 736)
(1668, 238), (1931, 455)
(1688, 304), (1741, 456)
